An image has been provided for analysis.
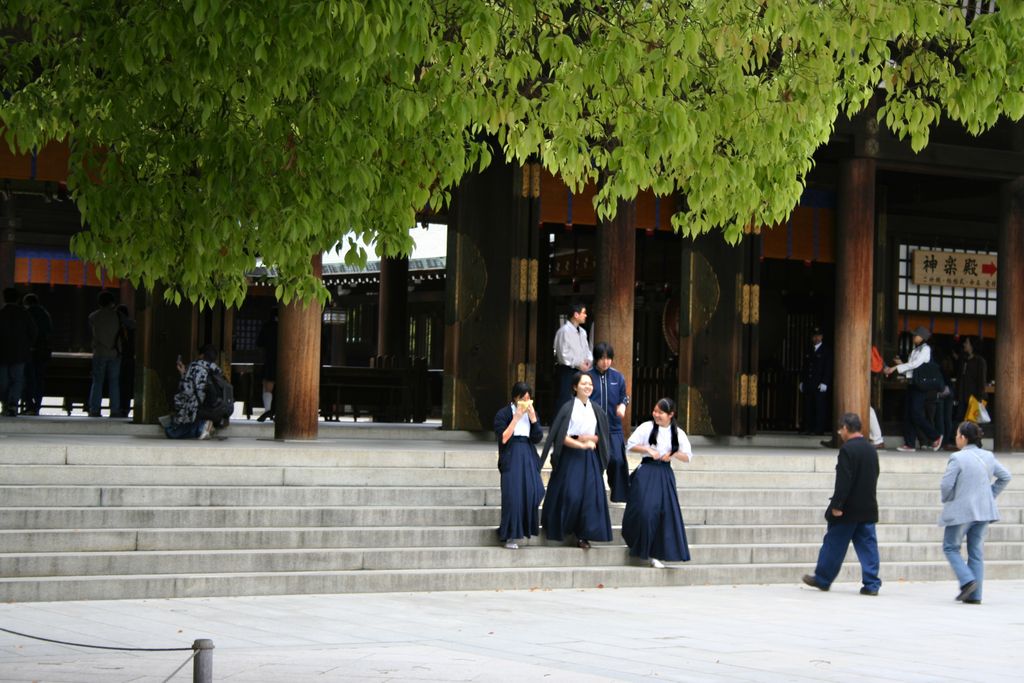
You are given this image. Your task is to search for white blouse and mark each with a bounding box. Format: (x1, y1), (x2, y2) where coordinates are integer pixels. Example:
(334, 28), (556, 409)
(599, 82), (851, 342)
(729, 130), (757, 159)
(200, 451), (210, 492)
(895, 343), (931, 379)
(567, 398), (598, 436)
(626, 421), (693, 458)
(509, 403), (532, 437)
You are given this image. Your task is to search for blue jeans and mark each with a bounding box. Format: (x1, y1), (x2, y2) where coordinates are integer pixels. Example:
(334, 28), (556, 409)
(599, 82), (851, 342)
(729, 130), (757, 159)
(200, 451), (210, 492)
(812, 521), (881, 591)
(89, 355), (121, 415)
(943, 521), (989, 600)
(0, 362), (26, 414)
(165, 421), (206, 439)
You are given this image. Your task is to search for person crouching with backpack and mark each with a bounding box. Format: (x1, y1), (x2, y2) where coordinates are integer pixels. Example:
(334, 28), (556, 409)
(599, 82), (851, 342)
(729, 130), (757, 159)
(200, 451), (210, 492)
(164, 344), (224, 440)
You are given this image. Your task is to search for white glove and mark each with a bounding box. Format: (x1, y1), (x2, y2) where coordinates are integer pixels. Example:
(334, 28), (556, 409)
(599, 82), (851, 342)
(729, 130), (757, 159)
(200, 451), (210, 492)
(818, 383), (827, 392)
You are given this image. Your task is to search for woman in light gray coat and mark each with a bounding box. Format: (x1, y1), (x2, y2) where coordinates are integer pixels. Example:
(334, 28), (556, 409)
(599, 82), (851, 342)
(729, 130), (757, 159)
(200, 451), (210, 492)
(939, 421), (1011, 604)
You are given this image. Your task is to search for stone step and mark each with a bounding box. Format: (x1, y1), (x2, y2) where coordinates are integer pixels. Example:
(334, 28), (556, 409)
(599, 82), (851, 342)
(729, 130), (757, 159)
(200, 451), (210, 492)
(3, 485), (1022, 509)
(2, 560), (1021, 603)
(5, 503), (1012, 530)
(3, 541), (1023, 578)
(0, 464), (989, 489)
(7, 442), (998, 472)
(3, 522), (1021, 554)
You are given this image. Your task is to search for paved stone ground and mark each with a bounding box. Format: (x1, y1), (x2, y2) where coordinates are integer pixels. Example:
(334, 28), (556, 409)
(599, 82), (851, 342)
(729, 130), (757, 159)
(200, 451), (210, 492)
(1, 580), (1020, 682)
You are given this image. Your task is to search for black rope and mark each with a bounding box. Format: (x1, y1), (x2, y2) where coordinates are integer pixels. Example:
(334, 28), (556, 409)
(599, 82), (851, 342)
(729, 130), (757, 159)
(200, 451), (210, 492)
(0, 626), (193, 652)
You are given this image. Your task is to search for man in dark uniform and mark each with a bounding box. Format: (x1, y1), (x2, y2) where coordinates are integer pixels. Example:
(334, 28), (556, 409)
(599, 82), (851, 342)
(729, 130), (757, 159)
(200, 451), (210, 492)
(802, 412), (882, 595)
(799, 326), (832, 435)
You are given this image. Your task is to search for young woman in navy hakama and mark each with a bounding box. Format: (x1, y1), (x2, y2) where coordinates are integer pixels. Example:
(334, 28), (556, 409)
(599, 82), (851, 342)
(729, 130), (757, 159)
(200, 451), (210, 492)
(622, 397), (693, 568)
(493, 382), (545, 549)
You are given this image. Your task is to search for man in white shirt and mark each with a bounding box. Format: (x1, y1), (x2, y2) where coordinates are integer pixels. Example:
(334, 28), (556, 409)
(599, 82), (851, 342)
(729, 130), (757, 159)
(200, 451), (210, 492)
(553, 302), (593, 410)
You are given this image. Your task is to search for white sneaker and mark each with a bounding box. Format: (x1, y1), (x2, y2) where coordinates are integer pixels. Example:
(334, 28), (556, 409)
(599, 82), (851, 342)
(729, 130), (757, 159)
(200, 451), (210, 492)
(649, 558), (665, 569)
(198, 420), (214, 440)
(504, 541), (519, 550)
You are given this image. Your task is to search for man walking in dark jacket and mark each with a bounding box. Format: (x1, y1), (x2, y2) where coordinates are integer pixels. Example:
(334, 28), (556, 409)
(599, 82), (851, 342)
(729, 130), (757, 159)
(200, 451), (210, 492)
(803, 412), (882, 595)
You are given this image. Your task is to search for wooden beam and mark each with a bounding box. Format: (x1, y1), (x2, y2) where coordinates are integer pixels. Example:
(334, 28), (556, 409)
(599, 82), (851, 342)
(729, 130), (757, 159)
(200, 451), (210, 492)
(594, 198), (637, 429)
(995, 178), (1024, 451)
(833, 158), (876, 430)
(274, 255), (323, 440)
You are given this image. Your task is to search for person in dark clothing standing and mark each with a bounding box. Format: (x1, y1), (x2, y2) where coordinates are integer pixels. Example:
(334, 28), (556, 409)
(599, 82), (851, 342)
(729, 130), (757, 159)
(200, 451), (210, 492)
(954, 336), (987, 426)
(587, 342), (630, 502)
(87, 290), (121, 417)
(803, 412), (882, 595)
(21, 292), (51, 415)
(0, 288), (38, 416)
(799, 326), (832, 435)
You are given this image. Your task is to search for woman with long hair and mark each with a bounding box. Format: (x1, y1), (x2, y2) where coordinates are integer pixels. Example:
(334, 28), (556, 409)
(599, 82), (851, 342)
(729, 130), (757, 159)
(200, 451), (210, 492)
(493, 382), (545, 549)
(540, 372), (612, 549)
(622, 397), (693, 568)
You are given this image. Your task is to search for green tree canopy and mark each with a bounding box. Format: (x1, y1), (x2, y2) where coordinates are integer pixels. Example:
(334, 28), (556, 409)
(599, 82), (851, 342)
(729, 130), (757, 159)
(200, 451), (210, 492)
(2, 0), (1021, 306)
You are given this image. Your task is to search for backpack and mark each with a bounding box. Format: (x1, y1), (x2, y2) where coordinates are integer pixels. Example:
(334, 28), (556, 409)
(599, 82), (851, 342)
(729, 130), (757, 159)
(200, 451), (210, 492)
(197, 370), (234, 424)
(912, 361), (944, 393)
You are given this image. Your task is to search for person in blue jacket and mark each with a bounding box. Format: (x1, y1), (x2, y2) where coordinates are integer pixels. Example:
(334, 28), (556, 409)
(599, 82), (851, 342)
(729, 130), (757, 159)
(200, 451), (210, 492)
(588, 342), (630, 502)
(493, 382), (545, 549)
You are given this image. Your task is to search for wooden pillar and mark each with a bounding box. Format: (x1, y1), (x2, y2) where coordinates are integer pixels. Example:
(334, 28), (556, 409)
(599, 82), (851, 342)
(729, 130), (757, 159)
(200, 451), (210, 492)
(833, 158), (876, 430)
(377, 256), (409, 358)
(274, 255), (323, 440)
(136, 284), (194, 424)
(443, 154), (532, 430)
(594, 199), (636, 430)
(0, 194), (18, 289)
(995, 178), (1024, 451)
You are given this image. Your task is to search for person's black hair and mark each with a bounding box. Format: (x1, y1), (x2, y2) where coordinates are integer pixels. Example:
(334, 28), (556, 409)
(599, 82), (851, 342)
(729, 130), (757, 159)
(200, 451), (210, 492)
(21, 292), (38, 306)
(199, 343), (218, 361)
(957, 420), (984, 448)
(593, 342), (614, 361)
(3, 287), (20, 304)
(511, 382), (532, 401)
(97, 290), (115, 307)
(649, 397), (680, 453)
(568, 301), (586, 318)
(570, 371), (590, 395)
(840, 412), (862, 433)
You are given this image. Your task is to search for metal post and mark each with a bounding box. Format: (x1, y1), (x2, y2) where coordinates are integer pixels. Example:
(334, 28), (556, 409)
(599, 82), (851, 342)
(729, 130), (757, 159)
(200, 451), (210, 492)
(193, 638), (214, 683)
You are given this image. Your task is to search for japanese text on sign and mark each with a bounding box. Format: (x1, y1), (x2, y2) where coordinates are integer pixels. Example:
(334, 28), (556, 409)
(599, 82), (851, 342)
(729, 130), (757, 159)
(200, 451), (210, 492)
(912, 249), (997, 290)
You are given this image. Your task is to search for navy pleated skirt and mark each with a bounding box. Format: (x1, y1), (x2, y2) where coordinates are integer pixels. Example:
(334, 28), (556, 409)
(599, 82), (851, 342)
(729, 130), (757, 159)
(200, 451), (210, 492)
(606, 431), (630, 503)
(497, 437), (545, 541)
(542, 446), (613, 542)
(621, 458), (690, 561)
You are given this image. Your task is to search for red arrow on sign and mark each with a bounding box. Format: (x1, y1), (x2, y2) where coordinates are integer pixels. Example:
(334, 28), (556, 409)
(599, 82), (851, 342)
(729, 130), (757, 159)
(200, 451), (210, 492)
(982, 262), (997, 275)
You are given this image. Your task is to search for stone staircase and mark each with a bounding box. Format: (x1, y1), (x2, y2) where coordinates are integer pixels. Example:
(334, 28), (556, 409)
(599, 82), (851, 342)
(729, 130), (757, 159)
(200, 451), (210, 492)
(0, 437), (1021, 602)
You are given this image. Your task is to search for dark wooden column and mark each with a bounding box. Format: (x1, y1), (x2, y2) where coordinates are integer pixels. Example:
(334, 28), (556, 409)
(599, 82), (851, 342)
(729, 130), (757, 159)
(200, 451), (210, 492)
(0, 194), (18, 289)
(833, 158), (876, 430)
(275, 255), (323, 440)
(594, 199), (636, 429)
(377, 256), (409, 358)
(995, 178), (1024, 451)
(136, 284), (194, 424)
(443, 155), (531, 430)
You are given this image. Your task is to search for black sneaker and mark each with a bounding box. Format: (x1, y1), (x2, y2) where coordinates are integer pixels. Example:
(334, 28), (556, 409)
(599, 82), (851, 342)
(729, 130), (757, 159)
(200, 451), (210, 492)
(860, 587), (879, 596)
(956, 581), (977, 602)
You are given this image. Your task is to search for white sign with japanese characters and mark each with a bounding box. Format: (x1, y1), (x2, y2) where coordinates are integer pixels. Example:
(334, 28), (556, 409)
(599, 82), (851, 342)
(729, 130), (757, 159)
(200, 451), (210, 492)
(912, 249), (998, 290)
